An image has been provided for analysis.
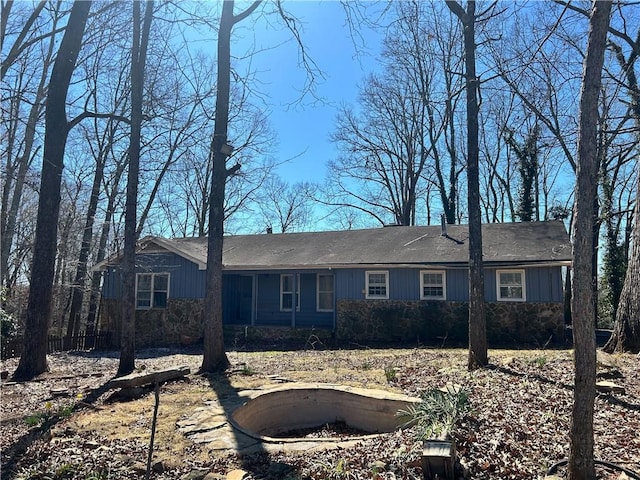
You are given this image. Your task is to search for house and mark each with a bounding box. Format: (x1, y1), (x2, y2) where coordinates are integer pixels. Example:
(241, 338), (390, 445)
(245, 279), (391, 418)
(95, 221), (572, 347)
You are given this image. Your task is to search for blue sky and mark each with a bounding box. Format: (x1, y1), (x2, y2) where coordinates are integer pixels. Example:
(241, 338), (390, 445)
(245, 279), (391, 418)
(232, 1), (384, 184)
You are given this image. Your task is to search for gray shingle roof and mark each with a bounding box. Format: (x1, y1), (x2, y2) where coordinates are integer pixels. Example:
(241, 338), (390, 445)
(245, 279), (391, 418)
(154, 221), (571, 270)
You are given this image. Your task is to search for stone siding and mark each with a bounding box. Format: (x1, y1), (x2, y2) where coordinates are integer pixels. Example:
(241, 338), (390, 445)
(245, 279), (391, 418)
(336, 300), (564, 346)
(100, 298), (564, 348)
(99, 298), (205, 348)
(223, 325), (335, 349)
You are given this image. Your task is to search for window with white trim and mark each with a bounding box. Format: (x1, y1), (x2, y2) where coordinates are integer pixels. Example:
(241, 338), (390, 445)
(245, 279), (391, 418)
(317, 274), (334, 312)
(136, 273), (169, 309)
(420, 270), (446, 300)
(366, 270), (389, 299)
(280, 274), (300, 311)
(496, 269), (526, 301)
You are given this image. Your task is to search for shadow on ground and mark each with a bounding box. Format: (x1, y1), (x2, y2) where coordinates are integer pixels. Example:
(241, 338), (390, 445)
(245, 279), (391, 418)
(201, 366), (302, 478)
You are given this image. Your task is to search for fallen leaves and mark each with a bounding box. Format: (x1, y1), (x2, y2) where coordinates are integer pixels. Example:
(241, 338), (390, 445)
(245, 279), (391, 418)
(1, 347), (638, 479)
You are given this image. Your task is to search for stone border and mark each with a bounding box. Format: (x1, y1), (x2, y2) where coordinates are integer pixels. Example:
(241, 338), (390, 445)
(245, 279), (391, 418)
(177, 383), (420, 454)
(229, 383), (421, 444)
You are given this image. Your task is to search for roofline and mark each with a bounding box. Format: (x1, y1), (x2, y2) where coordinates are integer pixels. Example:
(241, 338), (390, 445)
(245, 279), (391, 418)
(91, 236), (208, 271)
(150, 237), (207, 270)
(221, 260), (572, 271)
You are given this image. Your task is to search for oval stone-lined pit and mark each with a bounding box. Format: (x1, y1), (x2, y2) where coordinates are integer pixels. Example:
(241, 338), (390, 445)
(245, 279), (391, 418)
(230, 383), (420, 443)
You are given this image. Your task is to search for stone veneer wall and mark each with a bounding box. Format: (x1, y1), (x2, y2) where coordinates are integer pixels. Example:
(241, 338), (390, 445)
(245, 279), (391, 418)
(99, 299), (334, 348)
(336, 300), (564, 346)
(223, 325), (335, 349)
(100, 298), (205, 348)
(100, 298), (564, 348)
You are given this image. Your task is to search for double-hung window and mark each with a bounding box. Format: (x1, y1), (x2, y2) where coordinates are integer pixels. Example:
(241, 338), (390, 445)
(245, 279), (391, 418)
(496, 269), (526, 301)
(317, 274), (334, 312)
(366, 270), (389, 299)
(420, 270), (446, 300)
(280, 274), (300, 311)
(136, 273), (169, 309)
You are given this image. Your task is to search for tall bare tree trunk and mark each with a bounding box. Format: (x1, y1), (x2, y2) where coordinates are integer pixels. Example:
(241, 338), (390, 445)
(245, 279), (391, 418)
(1, 82), (46, 290)
(603, 32), (640, 354)
(445, 0), (487, 370)
(569, 2), (611, 479)
(65, 155), (105, 344)
(200, 0), (262, 373)
(1, 4), (58, 290)
(85, 160), (127, 340)
(603, 169), (640, 353)
(201, 1), (234, 373)
(118, 0), (154, 376)
(13, 1), (91, 381)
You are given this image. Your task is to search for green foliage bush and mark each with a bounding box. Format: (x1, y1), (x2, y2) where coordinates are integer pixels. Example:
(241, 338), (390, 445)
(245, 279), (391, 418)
(397, 385), (471, 440)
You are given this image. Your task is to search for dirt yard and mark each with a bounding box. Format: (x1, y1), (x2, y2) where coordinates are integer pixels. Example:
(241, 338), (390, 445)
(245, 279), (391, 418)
(1, 346), (639, 479)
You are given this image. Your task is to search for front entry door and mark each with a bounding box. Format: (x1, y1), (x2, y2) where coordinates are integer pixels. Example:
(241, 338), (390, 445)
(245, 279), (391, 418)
(223, 274), (253, 325)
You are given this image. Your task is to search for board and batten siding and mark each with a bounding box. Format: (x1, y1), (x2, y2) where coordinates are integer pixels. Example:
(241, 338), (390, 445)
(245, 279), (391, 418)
(101, 253), (205, 299)
(335, 268), (467, 301)
(102, 258), (563, 313)
(483, 266), (564, 302)
(251, 272), (333, 328)
(335, 266), (563, 303)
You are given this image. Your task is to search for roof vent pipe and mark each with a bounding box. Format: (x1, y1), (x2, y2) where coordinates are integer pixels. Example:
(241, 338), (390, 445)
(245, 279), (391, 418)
(441, 214), (447, 237)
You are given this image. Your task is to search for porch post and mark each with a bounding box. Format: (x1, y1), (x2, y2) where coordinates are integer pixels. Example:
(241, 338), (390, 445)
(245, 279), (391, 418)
(251, 273), (256, 326)
(291, 273), (297, 328)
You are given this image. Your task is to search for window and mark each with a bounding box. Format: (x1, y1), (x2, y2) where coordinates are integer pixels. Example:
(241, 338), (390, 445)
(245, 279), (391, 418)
(136, 273), (169, 309)
(496, 269), (526, 301)
(366, 270), (389, 299)
(317, 274), (334, 312)
(420, 270), (446, 300)
(280, 274), (300, 311)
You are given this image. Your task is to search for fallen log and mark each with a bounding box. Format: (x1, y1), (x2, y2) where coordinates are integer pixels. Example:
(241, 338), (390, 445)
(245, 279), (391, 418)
(595, 380), (625, 394)
(108, 365), (190, 390)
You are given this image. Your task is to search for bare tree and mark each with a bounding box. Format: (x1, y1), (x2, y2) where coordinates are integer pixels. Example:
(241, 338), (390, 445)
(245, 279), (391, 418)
(201, 0), (262, 373)
(327, 1), (459, 227)
(445, 0), (492, 370)
(569, 2), (611, 479)
(328, 71), (433, 226)
(494, 1), (638, 330)
(257, 176), (316, 233)
(1, 2), (62, 291)
(13, 1), (91, 380)
(603, 22), (640, 353)
(603, 168), (639, 353)
(173, 87), (276, 237)
(0, 0), (47, 80)
(118, 0), (154, 377)
(85, 150), (128, 339)
(66, 112), (129, 343)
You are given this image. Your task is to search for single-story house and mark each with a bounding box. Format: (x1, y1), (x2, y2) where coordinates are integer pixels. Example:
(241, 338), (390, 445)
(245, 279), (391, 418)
(95, 221), (572, 347)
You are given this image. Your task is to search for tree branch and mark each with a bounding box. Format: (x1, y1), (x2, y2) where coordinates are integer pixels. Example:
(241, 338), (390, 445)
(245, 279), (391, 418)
(553, 0), (639, 54)
(232, 0), (262, 24)
(1, 0), (47, 80)
(226, 162), (241, 177)
(444, 0), (467, 23)
(67, 111), (131, 131)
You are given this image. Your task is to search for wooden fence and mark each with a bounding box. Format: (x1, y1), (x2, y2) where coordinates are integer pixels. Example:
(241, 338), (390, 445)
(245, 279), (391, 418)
(1, 332), (113, 360)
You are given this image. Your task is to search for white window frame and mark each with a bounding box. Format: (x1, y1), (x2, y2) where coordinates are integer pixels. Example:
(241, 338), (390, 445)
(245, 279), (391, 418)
(280, 274), (300, 311)
(496, 269), (526, 302)
(135, 272), (170, 309)
(366, 270), (389, 299)
(420, 270), (446, 300)
(317, 273), (334, 312)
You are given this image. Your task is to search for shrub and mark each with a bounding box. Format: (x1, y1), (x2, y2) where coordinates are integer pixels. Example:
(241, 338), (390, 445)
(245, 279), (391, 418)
(397, 384), (471, 440)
